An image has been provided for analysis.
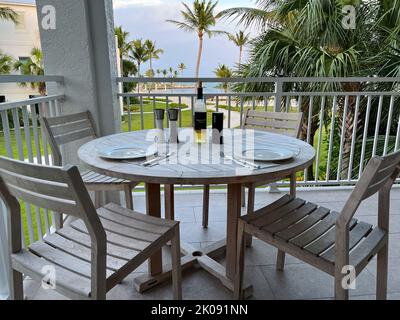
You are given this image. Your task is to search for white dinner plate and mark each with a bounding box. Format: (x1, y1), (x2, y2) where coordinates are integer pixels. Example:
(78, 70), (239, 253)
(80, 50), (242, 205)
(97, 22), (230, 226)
(237, 146), (299, 162)
(98, 146), (157, 160)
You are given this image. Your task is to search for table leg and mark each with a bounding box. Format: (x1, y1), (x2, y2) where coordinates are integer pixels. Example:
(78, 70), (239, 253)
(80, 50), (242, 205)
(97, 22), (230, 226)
(226, 183), (242, 280)
(146, 183), (163, 276)
(164, 184), (175, 221)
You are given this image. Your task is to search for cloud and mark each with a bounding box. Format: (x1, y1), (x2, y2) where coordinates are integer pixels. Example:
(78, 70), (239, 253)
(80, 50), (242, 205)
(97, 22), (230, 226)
(113, 0), (163, 9)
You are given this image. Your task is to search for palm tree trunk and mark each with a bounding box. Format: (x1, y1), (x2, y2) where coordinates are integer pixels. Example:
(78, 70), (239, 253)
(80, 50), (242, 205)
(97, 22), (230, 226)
(120, 54), (124, 76)
(196, 35), (203, 78)
(150, 58), (153, 72)
(137, 62), (141, 93)
(239, 46), (243, 67)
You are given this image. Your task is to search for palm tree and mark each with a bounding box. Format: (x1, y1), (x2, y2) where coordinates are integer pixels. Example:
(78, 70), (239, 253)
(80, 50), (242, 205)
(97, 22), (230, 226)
(228, 31), (250, 67)
(115, 26), (132, 74)
(169, 67), (174, 78)
(14, 48), (46, 96)
(178, 63), (186, 76)
(144, 40), (164, 73)
(0, 7), (18, 23)
(122, 59), (138, 93)
(129, 39), (149, 77)
(214, 64), (232, 93)
(167, 0), (226, 78)
(162, 69), (168, 90)
(0, 51), (13, 74)
(173, 70), (179, 78)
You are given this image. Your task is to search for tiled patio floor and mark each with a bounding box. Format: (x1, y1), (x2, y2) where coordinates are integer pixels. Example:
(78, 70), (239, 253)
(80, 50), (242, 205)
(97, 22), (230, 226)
(26, 187), (400, 300)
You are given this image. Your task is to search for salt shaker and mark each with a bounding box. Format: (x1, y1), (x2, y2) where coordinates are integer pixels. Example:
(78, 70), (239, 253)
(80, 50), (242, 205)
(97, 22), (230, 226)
(154, 109), (165, 143)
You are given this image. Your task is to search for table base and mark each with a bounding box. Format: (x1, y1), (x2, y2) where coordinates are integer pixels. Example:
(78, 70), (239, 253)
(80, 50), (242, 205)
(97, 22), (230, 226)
(133, 240), (253, 299)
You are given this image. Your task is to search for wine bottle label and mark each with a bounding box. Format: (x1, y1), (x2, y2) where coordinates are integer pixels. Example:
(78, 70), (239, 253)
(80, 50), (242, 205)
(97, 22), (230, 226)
(194, 112), (207, 131)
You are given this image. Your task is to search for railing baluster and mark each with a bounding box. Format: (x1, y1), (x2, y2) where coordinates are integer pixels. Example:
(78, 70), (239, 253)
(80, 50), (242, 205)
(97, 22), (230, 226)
(347, 95), (360, 181)
(178, 96), (182, 128)
(0, 110), (14, 158)
(228, 95), (232, 128)
(304, 96), (313, 183)
(240, 97), (244, 128)
(23, 201), (35, 244)
(372, 95), (383, 156)
(383, 95), (395, 155)
(21, 106), (34, 163)
(326, 96), (337, 182)
(38, 102), (50, 165)
(252, 96), (255, 111)
(264, 96), (268, 111)
(285, 95), (290, 112)
(191, 96), (194, 127)
(395, 110), (400, 152)
(127, 97), (132, 132)
(315, 96), (326, 183)
(337, 95), (349, 181)
(216, 96), (219, 112)
(152, 96), (156, 128)
(140, 96), (144, 130)
(359, 96), (372, 178)
(11, 108), (24, 161)
(166, 96), (169, 128)
(30, 104), (42, 165)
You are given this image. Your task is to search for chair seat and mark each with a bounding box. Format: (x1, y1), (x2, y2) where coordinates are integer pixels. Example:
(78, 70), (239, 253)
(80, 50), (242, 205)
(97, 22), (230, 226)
(12, 203), (177, 299)
(242, 195), (387, 274)
(81, 171), (131, 185)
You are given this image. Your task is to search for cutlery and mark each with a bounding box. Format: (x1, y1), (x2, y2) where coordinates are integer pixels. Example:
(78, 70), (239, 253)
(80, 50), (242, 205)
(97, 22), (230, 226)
(140, 153), (173, 167)
(220, 152), (261, 169)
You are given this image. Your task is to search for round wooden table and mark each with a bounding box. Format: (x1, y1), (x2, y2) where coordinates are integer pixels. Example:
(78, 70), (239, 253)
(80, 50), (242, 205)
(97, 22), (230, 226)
(78, 128), (315, 295)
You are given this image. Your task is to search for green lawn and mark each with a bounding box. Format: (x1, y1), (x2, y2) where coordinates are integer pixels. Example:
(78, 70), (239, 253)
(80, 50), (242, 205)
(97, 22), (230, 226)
(125, 101), (189, 113)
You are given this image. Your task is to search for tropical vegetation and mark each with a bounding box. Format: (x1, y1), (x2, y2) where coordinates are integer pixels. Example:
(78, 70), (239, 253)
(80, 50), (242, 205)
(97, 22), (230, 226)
(228, 30), (250, 67)
(167, 0), (225, 77)
(0, 6), (18, 23)
(14, 47), (46, 96)
(218, 0), (400, 180)
(214, 64), (232, 93)
(0, 50), (13, 74)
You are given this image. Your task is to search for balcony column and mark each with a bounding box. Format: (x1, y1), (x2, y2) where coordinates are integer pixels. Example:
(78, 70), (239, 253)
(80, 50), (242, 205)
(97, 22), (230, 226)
(36, 0), (122, 203)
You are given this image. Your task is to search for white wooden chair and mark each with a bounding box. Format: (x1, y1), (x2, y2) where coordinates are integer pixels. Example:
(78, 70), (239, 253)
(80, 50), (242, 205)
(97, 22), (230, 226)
(40, 111), (138, 215)
(201, 110), (303, 228)
(0, 156), (182, 300)
(234, 151), (400, 300)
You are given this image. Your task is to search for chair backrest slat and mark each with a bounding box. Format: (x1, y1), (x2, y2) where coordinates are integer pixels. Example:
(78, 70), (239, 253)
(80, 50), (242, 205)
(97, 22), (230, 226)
(40, 111), (97, 166)
(0, 157), (96, 219)
(339, 151), (400, 224)
(54, 128), (96, 146)
(242, 109), (303, 138)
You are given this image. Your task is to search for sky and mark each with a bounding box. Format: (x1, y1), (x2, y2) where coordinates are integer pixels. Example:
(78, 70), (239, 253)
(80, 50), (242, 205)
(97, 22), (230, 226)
(7, 0), (257, 76)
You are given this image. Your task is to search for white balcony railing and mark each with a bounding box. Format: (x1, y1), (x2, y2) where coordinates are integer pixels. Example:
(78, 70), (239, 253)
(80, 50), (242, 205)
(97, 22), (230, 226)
(117, 77), (400, 187)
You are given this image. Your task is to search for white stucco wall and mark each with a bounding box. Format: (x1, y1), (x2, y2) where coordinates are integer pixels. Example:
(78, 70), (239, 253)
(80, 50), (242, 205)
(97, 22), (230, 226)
(0, 2), (41, 101)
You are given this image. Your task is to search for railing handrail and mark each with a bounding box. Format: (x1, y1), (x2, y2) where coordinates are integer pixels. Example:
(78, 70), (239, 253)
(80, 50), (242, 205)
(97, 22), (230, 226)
(117, 76), (400, 83)
(0, 94), (65, 111)
(0, 75), (64, 84)
(118, 91), (400, 98)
